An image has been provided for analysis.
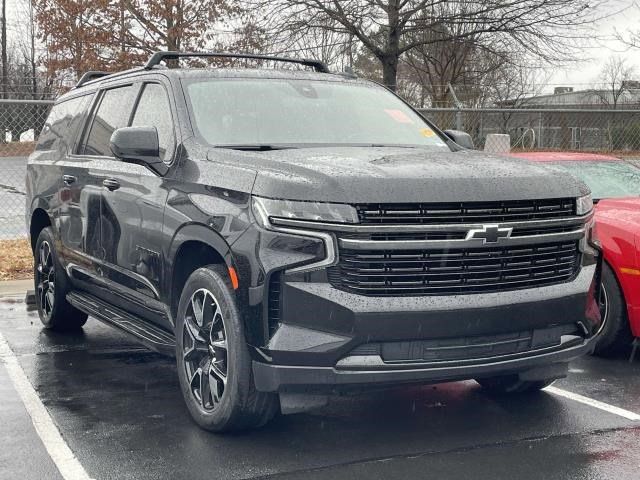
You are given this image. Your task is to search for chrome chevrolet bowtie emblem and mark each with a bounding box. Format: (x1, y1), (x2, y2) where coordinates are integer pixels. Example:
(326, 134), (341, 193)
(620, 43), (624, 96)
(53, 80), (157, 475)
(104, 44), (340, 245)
(466, 224), (513, 244)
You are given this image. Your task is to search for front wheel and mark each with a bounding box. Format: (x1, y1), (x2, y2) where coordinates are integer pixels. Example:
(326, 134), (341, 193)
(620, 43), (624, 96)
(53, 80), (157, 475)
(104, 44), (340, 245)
(476, 375), (555, 394)
(175, 265), (279, 432)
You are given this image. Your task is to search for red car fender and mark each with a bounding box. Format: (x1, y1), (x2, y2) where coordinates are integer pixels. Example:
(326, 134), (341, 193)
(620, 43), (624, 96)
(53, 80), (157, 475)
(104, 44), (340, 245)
(510, 152), (640, 338)
(598, 218), (640, 336)
(625, 235), (640, 336)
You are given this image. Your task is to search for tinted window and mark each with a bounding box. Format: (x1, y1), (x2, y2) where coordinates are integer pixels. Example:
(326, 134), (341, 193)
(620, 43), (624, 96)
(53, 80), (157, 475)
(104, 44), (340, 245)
(131, 83), (175, 162)
(82, 85), (137, 156)
(35, 96), (88, 152)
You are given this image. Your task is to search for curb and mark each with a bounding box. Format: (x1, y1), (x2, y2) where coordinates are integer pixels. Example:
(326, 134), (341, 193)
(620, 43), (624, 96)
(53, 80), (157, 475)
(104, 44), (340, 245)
(0, 279), (33, 296)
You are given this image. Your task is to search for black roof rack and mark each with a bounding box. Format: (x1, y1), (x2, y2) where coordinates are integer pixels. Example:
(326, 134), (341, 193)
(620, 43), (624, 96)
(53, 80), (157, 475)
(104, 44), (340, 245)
(144, 51), (331, 73)
(75, 71), (111, 88)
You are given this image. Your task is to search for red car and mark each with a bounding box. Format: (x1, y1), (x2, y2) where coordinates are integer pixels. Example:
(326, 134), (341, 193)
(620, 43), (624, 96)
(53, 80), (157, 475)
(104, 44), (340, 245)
(510, 152), (640, 356)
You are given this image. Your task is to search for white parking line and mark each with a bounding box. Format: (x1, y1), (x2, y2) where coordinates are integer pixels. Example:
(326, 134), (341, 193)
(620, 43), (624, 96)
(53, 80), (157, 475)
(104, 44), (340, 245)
(546, 385), (640, 421)
(0, 332), (93, 480)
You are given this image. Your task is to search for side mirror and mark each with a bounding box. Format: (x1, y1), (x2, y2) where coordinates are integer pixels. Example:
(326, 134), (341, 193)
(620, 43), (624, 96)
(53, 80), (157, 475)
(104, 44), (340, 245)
(443, 130), (475, 150)
(110, 126), (167, 175)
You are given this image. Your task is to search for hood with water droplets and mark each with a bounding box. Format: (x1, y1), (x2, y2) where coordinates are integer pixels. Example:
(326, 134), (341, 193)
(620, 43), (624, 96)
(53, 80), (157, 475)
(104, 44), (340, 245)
(208, 146), (589, 203)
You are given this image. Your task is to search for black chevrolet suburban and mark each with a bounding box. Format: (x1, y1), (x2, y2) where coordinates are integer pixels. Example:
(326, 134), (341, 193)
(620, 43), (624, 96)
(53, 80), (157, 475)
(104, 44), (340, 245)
(26, 51), (602, 432)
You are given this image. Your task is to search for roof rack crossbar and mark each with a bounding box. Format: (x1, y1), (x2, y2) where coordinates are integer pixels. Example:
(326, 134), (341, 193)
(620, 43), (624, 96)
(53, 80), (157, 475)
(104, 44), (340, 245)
(144, 51), (330, 73)
(75, 71), (111, 88)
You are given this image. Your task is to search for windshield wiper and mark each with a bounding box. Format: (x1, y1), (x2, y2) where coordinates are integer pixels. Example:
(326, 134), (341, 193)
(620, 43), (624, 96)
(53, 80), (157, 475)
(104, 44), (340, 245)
(213, 144), (296, 151)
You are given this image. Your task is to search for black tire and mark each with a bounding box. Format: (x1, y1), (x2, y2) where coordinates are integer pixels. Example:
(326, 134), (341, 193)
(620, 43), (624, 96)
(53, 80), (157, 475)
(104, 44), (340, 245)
(175, 265), (279, 432)
(33, 227), (88, 330)
(476, 375), (555, 394)
(593, 263), (633, 356)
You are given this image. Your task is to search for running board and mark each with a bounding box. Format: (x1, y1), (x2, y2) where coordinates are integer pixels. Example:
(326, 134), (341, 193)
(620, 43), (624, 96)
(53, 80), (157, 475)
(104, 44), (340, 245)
(67, 291), (176, 356)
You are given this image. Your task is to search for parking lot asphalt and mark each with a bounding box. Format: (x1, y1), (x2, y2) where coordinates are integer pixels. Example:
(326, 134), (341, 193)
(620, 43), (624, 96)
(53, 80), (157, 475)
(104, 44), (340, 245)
(2, 292), (640, 480)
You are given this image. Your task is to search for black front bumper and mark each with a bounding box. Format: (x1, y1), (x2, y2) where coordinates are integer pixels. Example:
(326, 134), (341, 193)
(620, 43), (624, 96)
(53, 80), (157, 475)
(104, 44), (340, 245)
(253, 337), (594, 393)
(251, 264), (599, 393)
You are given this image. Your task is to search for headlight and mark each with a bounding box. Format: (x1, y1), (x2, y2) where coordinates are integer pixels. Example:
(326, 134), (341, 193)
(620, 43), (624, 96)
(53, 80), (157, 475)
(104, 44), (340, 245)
(576, 194), (593, 215)
(252, 196), (359, 225)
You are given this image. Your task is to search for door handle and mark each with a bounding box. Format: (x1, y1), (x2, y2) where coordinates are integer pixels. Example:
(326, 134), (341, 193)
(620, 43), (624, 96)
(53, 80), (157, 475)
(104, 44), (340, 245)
(62, 174), (77, 185)
(103, 178), (121, 191)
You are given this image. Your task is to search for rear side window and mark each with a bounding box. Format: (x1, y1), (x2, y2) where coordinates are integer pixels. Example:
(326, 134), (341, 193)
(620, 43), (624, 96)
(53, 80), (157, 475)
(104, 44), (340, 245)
(131, 83), (175, 162)
(35, 96), (88, 152)
(81, 85), (137, 156)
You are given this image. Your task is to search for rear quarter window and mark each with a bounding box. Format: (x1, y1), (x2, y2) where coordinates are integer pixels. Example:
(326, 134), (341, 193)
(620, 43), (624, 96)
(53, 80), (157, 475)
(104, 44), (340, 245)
(35, 95), (90, 153)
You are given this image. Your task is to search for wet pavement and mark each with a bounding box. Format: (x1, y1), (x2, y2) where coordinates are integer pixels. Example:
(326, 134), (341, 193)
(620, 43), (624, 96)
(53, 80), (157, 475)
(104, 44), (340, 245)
(1, 295), (640, 480)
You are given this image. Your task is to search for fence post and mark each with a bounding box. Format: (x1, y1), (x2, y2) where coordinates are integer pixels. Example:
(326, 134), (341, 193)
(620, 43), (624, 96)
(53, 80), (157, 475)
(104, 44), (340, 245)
(537, 112), (542, 149)
(456, 109), (462, 131)
(447, 83), (463, 131)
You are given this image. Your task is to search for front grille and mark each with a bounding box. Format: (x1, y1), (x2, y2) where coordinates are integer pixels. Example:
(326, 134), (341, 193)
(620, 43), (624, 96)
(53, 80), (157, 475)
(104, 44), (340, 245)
(357, 198), (576, 225)
(348, 324), (581, 364)
(328, 241), (581, 296)
(341, 231), (468, 241)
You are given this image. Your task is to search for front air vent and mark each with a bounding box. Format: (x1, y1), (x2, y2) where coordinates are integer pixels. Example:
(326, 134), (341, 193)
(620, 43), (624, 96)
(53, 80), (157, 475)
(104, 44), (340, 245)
(356, 198), (576, 225)
(267, 272), (282, 336)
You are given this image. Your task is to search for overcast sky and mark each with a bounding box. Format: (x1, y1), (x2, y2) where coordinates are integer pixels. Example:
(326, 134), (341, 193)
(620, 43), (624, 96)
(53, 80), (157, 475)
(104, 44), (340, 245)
(546, 1), (640, 90)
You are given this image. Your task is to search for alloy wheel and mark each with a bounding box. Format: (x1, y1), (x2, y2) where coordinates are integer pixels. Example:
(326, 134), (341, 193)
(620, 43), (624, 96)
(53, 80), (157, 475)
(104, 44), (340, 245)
(36, 240), (55, 321)
(182, 288), (228, 411)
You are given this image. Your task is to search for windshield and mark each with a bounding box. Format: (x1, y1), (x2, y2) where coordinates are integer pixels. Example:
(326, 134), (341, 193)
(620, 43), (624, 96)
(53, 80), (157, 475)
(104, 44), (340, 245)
(183, 78), (450, 149)
(544, 161), (640, 200)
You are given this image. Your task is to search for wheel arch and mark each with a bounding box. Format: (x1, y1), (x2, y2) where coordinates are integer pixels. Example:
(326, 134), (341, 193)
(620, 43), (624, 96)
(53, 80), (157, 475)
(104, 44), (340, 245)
(166, 224), (236, 320)
(29, 207), (53, 252)
(601, 256), (637, 331)
(604, 256), (640, 337)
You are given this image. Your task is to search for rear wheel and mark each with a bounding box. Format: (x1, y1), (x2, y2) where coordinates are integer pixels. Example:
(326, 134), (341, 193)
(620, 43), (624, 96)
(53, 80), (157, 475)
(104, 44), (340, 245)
(593, 264), (633, 356)
(175, 265), (279, 432)
(476, 375), (555, 394)
(33, 227), (88, 330)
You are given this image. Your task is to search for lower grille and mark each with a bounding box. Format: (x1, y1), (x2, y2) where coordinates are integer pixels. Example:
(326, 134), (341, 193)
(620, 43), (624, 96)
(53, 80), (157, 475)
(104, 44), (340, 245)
(348, 324), (581, 364)
(328, 241), (581, 296)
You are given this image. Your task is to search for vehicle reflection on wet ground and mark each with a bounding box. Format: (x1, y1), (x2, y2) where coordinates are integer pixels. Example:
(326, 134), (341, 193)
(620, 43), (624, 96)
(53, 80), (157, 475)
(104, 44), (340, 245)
(1, 295), (640, 480)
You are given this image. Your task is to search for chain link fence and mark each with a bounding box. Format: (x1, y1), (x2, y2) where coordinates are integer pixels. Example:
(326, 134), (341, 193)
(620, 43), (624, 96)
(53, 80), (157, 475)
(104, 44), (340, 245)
(0, 99), (54, 240)
(418, 108), (640, 158)
(1, 101), (640, 239)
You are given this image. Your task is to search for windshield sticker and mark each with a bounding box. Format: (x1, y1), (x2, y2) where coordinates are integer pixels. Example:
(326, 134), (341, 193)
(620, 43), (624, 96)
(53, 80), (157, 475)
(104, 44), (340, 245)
(384, 109), (414, 124)
(420, 128), (435, 137)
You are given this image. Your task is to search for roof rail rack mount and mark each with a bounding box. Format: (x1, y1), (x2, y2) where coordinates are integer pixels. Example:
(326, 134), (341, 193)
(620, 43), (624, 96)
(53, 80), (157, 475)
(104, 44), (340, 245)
(75, 71), (110, 88)
(144, 51), (330, 73)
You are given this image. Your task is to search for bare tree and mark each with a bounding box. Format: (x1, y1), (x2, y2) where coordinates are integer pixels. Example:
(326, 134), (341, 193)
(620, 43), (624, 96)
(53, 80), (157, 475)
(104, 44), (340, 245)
(279, 24), (354, 68)
(12, 0), (41, 98)
(247, 0), (608, 91)
(1, 0), (6, 100)
(401, 13), (508, 107)
(117, 0), (238, 54)
(595, 55), (636, 109)
(482, 64), (550, 145)
(613, 1), (640, 50)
